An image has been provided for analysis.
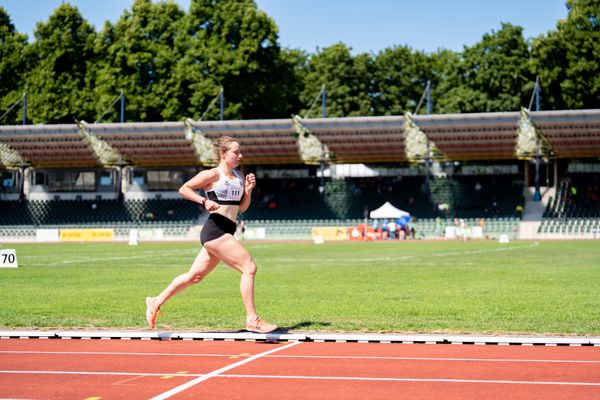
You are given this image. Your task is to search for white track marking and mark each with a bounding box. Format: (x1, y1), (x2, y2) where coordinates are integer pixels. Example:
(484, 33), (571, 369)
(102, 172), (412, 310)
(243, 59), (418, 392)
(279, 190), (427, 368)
(218, 374), (600, 386)
(0, 351), (241, 358)
(428, 242), (540, 257)
(0, 370), (190, 377)
(21, 249), (198, 266)
(1, 370), (599, 387)
(20, 242), (540, 266)
(2, 350), (599, 364)
(21, 248), (195, 260)
(270, 354), (600, 364)
(148, 341), (302, 400)
(275, 242), (541, 263)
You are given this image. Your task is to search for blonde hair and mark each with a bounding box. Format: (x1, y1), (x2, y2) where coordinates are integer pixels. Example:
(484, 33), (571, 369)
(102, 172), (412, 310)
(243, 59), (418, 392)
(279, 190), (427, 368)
(214, 136), (238, 158)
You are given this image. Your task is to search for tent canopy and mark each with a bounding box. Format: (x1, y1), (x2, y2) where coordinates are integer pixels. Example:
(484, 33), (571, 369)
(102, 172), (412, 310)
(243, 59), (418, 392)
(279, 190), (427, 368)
(369, 202), (410, 219)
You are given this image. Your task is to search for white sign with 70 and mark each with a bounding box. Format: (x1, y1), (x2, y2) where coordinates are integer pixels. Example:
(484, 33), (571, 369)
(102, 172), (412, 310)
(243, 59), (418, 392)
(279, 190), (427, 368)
(0, 249), (18, 268)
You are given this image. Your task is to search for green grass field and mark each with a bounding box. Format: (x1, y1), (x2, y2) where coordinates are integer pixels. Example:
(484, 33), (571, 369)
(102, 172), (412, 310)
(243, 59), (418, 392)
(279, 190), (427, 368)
(0, 240), (599, 336)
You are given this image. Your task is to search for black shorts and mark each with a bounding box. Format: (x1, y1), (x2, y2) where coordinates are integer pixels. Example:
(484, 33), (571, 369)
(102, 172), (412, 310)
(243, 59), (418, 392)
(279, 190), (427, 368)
(200, 213), (237, 245)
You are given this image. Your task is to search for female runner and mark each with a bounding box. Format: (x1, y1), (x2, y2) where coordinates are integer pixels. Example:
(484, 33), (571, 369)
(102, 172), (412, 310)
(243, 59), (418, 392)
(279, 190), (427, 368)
(145, 136), (277, 333)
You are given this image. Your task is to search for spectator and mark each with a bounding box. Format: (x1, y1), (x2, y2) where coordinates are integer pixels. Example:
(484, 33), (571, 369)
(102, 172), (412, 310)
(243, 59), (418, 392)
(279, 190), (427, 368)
(435, 217), (444, 238)
(570, 185), (578, 200)
(381, 219), (389, 240)
(388, 220), (397, 239)
(515, 204), (523, 217)
(372, 219), (379, 232)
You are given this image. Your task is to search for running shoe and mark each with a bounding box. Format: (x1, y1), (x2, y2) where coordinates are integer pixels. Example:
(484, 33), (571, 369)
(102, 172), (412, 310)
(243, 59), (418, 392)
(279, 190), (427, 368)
(246, 317), (278, 333)
(145, 297), (160, 329)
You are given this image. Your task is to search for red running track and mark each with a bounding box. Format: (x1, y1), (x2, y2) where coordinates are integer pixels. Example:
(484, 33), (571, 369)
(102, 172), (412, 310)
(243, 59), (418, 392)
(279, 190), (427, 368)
(0, 338), (599, 399)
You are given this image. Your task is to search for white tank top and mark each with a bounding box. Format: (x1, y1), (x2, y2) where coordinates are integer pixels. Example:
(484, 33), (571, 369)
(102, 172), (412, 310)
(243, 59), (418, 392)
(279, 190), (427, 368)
(205, 168), (244, 205)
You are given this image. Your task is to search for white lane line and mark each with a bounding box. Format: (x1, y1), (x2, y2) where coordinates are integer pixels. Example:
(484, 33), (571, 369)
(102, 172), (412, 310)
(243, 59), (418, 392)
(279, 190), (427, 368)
(219, 374), (600, 387)
(0, 368), (600, 388)
(2, 370), (599, 387)
(0, 370), (194, 377)
(21, 249), (198, 266)
(148, 341), (302, 400)
(429, 242), (540, 257)
(0, 351), (239, 358)
(275, 242), (541, 263)
(2, 350), (599, 364)
(270, 355), (600, 364)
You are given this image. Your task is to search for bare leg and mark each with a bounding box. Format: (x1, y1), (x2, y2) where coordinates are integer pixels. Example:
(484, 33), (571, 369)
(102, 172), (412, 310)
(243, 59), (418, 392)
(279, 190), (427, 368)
(151, 247), (220, 310)
(204, 234), (258, 321)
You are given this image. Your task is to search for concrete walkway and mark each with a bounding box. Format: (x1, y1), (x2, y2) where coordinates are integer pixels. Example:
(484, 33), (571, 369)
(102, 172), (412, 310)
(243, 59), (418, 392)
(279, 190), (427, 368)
(518, 186), (554, 239)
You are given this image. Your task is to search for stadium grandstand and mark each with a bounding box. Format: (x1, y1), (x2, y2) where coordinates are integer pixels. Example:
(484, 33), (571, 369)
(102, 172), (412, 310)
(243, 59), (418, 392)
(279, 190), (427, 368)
(0, 108), (599, 243)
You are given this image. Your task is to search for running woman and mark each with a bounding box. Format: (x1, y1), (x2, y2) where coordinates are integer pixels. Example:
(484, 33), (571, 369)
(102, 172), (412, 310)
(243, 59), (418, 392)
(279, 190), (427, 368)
(145, 136), (277, 333)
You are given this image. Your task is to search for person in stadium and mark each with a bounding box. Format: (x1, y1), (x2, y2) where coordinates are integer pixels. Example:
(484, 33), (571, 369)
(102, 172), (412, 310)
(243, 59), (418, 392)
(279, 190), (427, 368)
(145, 136), (277, 334)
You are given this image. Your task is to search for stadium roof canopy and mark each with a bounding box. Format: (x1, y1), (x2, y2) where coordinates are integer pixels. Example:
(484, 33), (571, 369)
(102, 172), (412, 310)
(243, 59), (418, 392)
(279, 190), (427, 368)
(300, 116), (406, 163)
(413, 112), (520, 160)
(189, 119), (301, 165)
(0, 109), (599, 169)
(0, 124), (98, 168)
(84, 121), (194, 167)
(528, 110), (600, 158)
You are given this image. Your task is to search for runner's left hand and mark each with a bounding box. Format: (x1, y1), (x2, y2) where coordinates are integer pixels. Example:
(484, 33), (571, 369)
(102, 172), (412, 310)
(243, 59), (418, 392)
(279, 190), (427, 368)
(245, 173), (256, 192)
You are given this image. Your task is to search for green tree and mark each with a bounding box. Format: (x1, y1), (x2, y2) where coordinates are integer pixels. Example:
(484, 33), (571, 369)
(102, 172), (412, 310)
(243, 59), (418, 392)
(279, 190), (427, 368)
(23, 4), (97, 123)
(93, 0), (185, 122)
(372, 46), (437, 115)
(174, 0), (288, 120)
(532, 0), (600, 109)
(300, 43), (373, 118)
(0, 7), (28, 124)
(436, 23), (533, 113)
(268, 48), (308, 117)
(427, 49), (463, 114)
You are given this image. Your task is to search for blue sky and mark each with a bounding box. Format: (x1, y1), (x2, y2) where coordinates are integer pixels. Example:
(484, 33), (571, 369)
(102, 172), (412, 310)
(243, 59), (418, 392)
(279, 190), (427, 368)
(2, 0), (568, 54)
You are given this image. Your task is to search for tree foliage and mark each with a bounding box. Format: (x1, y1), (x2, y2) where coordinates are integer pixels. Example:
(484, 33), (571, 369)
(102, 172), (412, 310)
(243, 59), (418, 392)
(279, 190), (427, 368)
(372, 46), (437, 115)
(23, 3), (97, 123)
(0, 1), (598, 124)
(93, 0), (185, 122)
(437, 23), (534, 113)
(174, 0), (287, 120)
(301, 43), (373, 118)
(0, 7), (28, 124)
(532, 0), (600, 109)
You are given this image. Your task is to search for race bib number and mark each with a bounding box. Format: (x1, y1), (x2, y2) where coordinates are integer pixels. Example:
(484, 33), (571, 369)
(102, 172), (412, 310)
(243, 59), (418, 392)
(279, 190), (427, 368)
(225, 183), (242, 201)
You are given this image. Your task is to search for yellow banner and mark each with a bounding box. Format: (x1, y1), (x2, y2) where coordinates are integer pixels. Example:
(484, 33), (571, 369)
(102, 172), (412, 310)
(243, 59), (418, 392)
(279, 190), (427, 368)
(311, 227), (348, 241)
(60, 229), (114, 242)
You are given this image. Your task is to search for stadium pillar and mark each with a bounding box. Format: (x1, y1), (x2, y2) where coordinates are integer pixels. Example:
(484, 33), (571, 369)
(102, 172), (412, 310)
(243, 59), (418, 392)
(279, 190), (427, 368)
(22, 167), (30, 200)
(319, 143), (325, 198)
(420, 80), (432, 197)
(535, 78), (541, 114)
(18, 167), (25, 200)
(321, 84), (326, 118)
(115, 166), (123, 201)
(532, 77), (541, 202)
(426, 81), (431, 115)
(120, 92), (125, 123)
(533, 150), (541, 201)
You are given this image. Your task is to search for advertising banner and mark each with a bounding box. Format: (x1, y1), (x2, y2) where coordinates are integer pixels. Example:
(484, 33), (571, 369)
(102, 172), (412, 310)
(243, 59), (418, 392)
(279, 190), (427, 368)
(60, 229), (114, 241)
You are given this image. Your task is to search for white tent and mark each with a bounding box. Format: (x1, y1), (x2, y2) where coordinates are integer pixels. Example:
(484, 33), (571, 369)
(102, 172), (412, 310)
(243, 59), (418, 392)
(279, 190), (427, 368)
(369, 202), (410, 219)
